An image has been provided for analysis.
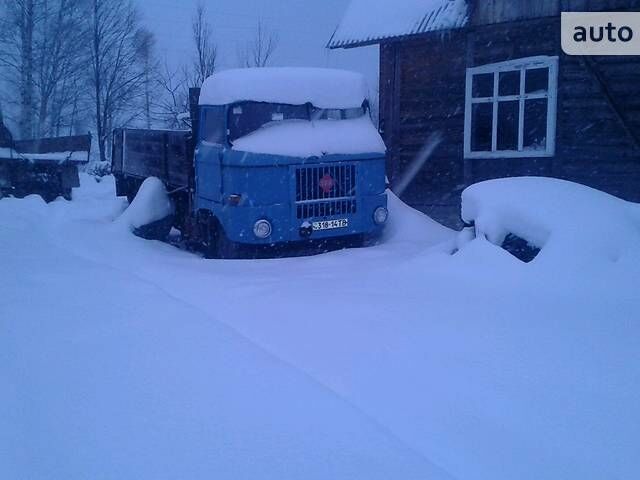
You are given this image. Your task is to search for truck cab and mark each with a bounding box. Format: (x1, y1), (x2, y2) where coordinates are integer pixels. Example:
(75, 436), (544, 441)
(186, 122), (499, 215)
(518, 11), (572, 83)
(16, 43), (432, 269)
(194, 68), (388, 252)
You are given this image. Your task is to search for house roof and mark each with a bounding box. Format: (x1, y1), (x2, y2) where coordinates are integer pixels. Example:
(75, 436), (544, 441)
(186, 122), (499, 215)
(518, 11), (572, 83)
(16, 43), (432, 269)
(327, 0), (469, 49)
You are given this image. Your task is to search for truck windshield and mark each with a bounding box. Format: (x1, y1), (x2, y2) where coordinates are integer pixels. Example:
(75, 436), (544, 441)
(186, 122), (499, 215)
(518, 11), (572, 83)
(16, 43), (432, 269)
(227, 102), (366, 142)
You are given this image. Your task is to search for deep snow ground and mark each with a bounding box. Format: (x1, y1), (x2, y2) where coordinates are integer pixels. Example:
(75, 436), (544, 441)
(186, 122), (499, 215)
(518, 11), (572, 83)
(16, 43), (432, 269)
(2, 175), (640, 480)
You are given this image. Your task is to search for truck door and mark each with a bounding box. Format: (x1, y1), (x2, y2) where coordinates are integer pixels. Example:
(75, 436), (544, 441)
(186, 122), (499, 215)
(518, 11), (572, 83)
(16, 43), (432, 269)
(195, 107), (225, 205)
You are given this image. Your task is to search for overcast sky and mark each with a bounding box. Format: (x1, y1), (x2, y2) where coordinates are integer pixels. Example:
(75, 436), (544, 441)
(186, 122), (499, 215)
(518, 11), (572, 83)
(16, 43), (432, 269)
(139, 0), (379, 95)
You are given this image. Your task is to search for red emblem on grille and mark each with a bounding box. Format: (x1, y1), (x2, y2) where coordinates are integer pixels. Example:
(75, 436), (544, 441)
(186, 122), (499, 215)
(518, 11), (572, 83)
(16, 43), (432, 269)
(319, 174), (335, 194)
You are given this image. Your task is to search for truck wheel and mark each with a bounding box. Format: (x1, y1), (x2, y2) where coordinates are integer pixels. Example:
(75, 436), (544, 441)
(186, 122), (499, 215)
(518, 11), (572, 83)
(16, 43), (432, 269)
(216, 231), (239, 259)
(354, 233), (381, 248)
(133, 214), (174, 241)
(203, 222), (238, 259)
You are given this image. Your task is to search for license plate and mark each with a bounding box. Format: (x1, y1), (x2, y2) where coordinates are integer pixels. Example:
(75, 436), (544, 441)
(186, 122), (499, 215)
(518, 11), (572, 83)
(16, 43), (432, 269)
(312, 219), (349, 231)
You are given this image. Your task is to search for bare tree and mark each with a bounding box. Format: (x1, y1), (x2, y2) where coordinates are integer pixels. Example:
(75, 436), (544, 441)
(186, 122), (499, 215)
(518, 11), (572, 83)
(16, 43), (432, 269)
(1, 0), (91, 139)
(155, 2), (216, 129)
(188, 3), (217, 87)
(0, 0), (36, 138)
(134, 27), (157, 129)
(33, 0), (87, 137)
(88, 0), (147, 162)
(238, 19), (279, 68)
(18, 0), (35, 138)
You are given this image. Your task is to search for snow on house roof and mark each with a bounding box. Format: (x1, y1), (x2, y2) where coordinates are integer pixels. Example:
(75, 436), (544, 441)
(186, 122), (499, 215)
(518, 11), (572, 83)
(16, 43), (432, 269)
(327, 0), (469, 49)
(0, 147), (89, 164)
(199, 68), (369, 109)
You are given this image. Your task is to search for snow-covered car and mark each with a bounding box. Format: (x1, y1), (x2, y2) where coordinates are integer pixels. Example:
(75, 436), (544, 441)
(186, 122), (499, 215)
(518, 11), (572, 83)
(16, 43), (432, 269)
(460, 177), (640, 265)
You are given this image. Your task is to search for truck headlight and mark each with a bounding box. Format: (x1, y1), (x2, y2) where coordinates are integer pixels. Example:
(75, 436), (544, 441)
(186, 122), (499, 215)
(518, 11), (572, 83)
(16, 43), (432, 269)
(253, 219), (272, 239)
(373, 206), (388, 225)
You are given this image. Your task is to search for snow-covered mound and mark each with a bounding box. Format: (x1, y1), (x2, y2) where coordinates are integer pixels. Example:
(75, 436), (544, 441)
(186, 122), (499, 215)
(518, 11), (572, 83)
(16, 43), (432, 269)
(384, 190), (454, 247)
(116, 177), (174, 230)
(199, 67), (369, 109)
(1, 177), (449, 480)
(462, 177), (640, 265)
(4, 174), (640, 480)
(232, 116), (385, 157)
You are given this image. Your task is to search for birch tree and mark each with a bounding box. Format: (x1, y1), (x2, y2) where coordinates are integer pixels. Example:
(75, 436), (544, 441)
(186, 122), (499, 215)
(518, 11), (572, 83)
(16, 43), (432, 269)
(88, 0), (147, 162)
(0, 0), (36, 138)
(33, 0), (87, 137)
(0, 0), (89, 138)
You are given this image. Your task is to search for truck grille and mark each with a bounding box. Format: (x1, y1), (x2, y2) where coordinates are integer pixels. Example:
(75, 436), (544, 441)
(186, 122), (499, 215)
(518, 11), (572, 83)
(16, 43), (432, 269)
(295, 164), (357, 219)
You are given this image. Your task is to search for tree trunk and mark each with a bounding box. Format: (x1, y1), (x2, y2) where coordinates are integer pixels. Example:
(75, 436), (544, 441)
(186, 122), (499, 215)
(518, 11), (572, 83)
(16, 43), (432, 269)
(19, 0), (35, 139)
(92, 0), (106, 162)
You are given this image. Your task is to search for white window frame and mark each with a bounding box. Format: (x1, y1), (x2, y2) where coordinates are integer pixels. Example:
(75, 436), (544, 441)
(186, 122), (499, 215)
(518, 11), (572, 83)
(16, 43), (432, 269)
(464, 55), (559, 159)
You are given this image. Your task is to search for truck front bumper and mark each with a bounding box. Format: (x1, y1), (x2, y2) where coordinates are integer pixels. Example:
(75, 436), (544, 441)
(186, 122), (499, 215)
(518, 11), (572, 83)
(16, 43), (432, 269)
(219, 193), (388, 245)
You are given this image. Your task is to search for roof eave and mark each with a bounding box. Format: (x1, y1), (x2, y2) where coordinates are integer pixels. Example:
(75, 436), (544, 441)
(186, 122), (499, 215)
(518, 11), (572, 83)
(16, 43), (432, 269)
(327, 25), (466, 50)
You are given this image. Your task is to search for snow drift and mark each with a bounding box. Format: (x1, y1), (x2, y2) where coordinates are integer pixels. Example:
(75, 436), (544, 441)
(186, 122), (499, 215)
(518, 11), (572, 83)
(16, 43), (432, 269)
(3, 175), (640, 480)
(116, 177), (174, 230)
(0, 177), (449, 480)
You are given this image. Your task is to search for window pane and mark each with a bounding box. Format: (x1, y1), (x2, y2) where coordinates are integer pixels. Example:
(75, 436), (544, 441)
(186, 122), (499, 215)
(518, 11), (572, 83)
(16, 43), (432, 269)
(471, 103), (493, 151)
(497, 101), (519, 151)
(201, 107), (226, 144)
(472, 73), (494, 98)
(525, 68), (549, 94)
(523, 99), (548, 151)
(499, 70), (520, 96)
(228, 102), (309, 141)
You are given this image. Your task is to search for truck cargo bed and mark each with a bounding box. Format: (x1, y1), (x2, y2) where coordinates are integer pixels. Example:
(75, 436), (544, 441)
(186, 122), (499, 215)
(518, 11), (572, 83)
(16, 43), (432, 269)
(0, 133), (91, 201)
(112, 128), (191, 189)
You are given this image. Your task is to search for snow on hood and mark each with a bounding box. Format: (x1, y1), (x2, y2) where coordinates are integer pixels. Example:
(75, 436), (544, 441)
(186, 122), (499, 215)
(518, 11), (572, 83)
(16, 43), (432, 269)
(461, 177), (640, 266)
(199, 67), (369, 109)
(231, 116), (386, 158)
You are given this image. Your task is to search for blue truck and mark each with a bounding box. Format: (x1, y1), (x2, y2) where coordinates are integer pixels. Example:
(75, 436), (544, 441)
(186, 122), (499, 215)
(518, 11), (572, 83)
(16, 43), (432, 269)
(112, 68), (388, 258)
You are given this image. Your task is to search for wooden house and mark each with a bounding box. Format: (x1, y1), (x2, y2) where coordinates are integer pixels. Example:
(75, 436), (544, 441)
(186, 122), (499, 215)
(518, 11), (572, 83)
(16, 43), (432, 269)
(329, 0), (640, 226)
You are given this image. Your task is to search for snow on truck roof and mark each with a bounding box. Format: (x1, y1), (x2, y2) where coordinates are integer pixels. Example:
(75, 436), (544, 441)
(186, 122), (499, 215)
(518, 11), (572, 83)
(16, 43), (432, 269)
(199, 67), (369, 109)
(327, 0), (468, 49)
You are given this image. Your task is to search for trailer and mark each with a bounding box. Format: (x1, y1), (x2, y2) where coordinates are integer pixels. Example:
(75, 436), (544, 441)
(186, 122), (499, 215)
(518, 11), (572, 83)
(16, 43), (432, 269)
(0, 132), (91, 201)
(112, 67), (389, 258)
